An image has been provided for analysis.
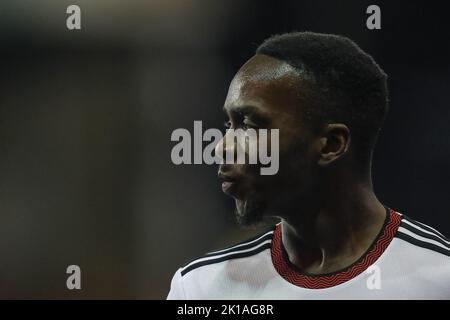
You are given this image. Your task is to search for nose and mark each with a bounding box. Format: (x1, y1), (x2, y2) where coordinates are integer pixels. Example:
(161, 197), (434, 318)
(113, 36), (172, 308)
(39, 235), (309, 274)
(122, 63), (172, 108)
(215, 130), (236, 163)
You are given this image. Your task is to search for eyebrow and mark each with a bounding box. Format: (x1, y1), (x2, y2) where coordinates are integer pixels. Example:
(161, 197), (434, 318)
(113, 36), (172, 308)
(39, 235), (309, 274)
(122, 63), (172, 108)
(223, 105), (261, 116)
(223, 105), (270, 124)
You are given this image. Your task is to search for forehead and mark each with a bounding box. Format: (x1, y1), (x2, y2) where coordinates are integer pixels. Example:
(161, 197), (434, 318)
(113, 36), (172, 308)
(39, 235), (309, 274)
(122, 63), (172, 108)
(224, 54), (309, 117)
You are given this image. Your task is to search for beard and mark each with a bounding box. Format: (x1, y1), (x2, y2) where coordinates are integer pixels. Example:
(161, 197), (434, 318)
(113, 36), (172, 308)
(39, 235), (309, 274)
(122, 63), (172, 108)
(233, 175), (312, 228)
(231, 144), (312, 227)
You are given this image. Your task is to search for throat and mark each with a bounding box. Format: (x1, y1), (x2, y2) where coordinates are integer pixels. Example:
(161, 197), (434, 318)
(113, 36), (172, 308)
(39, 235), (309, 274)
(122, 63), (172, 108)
(280, 205), (387, 275)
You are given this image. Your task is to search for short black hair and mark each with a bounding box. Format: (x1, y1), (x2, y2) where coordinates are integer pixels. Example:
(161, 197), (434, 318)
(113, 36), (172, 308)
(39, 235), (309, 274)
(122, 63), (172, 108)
(256, 31), (388, 162)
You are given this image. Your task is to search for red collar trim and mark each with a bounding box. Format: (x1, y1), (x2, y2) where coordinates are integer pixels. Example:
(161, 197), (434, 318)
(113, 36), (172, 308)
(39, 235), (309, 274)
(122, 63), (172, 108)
(271, 208), (401, 289)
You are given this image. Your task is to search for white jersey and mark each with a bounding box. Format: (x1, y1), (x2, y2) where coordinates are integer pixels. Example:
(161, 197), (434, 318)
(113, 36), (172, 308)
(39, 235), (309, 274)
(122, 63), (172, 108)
(167, 209), (450, 299)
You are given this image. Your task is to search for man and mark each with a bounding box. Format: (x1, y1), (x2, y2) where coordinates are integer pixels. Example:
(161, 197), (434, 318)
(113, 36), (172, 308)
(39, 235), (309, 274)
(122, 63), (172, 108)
(167, 32), (450, 299)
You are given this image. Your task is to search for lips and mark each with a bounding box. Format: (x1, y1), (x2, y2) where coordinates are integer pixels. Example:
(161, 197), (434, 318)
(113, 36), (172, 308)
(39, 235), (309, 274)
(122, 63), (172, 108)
(221, 181), (235, 194)
(218, 171), (239, 196)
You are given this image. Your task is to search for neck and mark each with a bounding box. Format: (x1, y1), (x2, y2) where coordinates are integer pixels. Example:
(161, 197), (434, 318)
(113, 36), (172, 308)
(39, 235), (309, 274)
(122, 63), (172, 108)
(279, 170), (386, 275)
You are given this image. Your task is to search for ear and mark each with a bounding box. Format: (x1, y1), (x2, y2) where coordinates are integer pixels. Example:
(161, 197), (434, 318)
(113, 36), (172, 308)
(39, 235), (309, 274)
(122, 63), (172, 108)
(317, 124), (351, 166)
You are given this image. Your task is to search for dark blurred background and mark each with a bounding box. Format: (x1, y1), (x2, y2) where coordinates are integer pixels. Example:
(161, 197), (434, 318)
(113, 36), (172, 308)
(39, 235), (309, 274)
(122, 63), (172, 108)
(0, 0), (448, 299)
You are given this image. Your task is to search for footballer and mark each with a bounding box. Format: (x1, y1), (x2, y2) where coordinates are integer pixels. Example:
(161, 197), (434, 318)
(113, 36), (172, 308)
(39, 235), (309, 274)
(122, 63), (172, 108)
(167, 32), (450, 299)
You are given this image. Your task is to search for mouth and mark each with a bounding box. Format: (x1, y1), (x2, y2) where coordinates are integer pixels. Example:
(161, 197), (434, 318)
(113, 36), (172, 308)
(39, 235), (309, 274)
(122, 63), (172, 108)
(217, 171), (239, 196)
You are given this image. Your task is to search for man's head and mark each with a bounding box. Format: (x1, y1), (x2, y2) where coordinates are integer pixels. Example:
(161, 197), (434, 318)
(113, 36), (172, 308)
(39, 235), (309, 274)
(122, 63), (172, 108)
(217, 32), (388, 226)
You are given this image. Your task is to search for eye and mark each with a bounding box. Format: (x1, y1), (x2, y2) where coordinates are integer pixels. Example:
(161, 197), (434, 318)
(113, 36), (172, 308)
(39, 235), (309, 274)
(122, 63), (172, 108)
(223, 121), (232, 129)
(242, 118), (257, 130)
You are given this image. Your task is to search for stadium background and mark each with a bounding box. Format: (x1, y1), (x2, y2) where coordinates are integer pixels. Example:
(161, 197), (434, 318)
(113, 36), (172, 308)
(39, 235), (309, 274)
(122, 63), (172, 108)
(0, 0), (449, 298)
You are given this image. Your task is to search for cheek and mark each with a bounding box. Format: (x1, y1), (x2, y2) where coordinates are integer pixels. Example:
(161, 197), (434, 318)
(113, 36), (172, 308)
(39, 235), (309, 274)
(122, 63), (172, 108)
(278, 138), (314, 177)
(246, 135), (259, 161)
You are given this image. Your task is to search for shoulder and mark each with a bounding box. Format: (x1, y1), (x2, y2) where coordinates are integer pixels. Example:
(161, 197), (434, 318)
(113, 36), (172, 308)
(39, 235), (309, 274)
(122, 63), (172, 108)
(395, 214), (450, 258)
(392, 214), (450, 293)
(167, 227), (275, 299)
(180, 226), (276, 277)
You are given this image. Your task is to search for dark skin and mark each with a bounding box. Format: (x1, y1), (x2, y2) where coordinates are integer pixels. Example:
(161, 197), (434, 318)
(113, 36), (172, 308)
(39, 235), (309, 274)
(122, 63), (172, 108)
(217, 54), (386, 274)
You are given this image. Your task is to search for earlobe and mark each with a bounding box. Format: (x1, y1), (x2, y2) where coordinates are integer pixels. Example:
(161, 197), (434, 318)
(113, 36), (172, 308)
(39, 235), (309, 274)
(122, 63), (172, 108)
(317, 124), (350, 166)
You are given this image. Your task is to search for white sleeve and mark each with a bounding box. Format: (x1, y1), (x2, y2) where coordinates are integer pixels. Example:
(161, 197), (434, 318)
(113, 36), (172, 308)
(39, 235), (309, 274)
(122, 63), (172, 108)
(166, 268), (187, 300)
